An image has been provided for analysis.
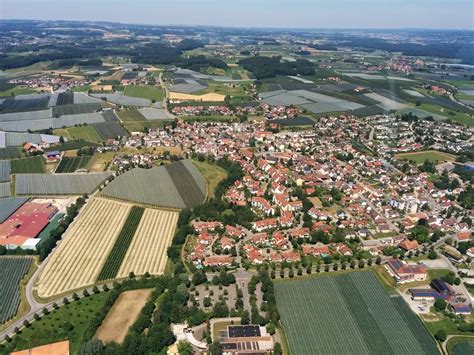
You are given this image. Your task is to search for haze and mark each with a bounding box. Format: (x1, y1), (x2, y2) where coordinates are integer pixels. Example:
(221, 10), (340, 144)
(2, 0), (473, 30)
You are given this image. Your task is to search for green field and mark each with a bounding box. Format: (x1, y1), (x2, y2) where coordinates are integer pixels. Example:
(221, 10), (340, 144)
(417, 103), (474, 127)
(10, 156), (45, 174)
(182, 115), (239, 123)
(396, 150), (457, 164)
(0, 86), (35, 97)
(2, 292), (108, 354)
(123, 85), (165, 101)
(97, 206), (145, 281)
(54, 126), (102, 142)
(275, 271), (438, 355)
(195, 81), (251, 99)
(117, 109), (146, 122)
(71, 85), (92, 93)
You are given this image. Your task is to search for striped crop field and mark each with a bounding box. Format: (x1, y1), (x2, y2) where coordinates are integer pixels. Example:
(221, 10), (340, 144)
(275, 271), (439, 355)
(55, 156), (92, 173)
(36, 198), (131, 298)
(117, 208), (178, 278)
(97, 206), (145, 281)
(101, 159), (206, 209)
(0, 257), (32, 324)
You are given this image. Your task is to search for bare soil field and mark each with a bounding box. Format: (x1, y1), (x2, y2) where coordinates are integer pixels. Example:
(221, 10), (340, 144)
(95, 289), (153, 344)
(169, 92), (225, 102)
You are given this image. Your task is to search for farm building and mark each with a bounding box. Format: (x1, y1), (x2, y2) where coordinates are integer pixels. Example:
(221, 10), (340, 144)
(385, 259), (427, 284)
(219, 325), (274, 354)
(0, 201), (58, 249)
(409, 289), (450, 301)
(451, 304), (472, 315)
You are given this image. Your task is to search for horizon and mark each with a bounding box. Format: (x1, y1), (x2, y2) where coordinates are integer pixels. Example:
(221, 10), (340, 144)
(2, 0), (473, 30)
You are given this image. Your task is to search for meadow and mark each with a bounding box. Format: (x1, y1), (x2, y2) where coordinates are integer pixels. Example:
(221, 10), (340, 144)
(123, 85), (165, 101)
(396, 150), (457, 164)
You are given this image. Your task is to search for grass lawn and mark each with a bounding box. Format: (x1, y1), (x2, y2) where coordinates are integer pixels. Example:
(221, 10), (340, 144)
(396, 150), (457, 164)
(182, 115), (239, 123)
(3, 292), (109, 354)
(422, 313), (474, 337)
(427, 269), (451, 280)
(192, 160), (228, 199)
(417, 103), (474, 127)
(54, 126), (102, 142)
(10, 156), (45, 174)
(123, 85), (164, 101)
(195, 81), (250, 98)
(0, 86), (35, 97)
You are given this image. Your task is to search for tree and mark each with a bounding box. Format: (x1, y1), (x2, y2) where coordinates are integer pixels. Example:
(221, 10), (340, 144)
(209, 341), (223, 355)
(434, 299), (447, 312)
(264, 323), (275, 335)
(192, 270), (208, 286)
(428, 250), (438, 260)
(177, 340), (193, 355)
(435, 329), (447, 342)
(241, 310), (250, 325)
(274, 342), (283, 355)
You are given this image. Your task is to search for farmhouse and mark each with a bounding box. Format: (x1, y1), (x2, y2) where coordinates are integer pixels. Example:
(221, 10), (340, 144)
(219, 325), (274, 354)
(0, 201), (58, 249)
(385, 259), (427, 284)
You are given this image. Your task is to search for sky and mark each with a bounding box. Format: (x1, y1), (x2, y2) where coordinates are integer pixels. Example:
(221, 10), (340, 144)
(1, 0), (473, 30)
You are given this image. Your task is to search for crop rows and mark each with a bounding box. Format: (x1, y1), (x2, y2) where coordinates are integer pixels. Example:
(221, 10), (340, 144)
(56, 156), (92, 173)
(117, 208), (179, 278)
(10, 156), (45, 174)
(97, 206), (145, 281)
(36, 198), (131, 298)
(274, 271), (438, 355)
(92, 122), (127, 140)
(16, 172), (110, 195)
(101, 160), (206, 209)
(0, 257), (32, 323)
(165, 161), (206, 207)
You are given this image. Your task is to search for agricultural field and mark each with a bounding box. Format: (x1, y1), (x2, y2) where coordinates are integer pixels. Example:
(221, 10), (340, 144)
(192, 160), (227, 199)
(0, 160), (11, 182)
(123, 85), (165, 101)
(447, 337), (474, 355)
(97, 206), (145, 281)
(0, 257), (32, 324)
(396, 150), (457, 164)
(95, 289), (153, 344)
(10, 156), (45, 174)
(92, 122), (128, 140)
(53, 126), (102, 142)
(415, 103), (474, 127)
(122, 120), (168, 132)
(55, 156), (92, 173)
(16, 172), (110, 195)
(36, 198), (132, 298)
(0, 182), (12, 198)
(101, 159), (206, 209)
(90, 92), (151, 107)
(117, 208), (178, 278)
(275, 271), (439, 355)
(117, 109), (147, 122)
(3, 292), (109, 354)
(0, 147), (23, 160)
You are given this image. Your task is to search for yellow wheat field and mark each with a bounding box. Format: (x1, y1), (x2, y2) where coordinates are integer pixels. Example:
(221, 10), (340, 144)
(169, 91), (226, 102)
(36, 198), (132, 298)
(117, 209), (178, 277)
